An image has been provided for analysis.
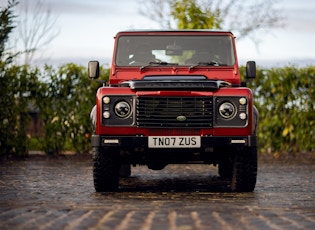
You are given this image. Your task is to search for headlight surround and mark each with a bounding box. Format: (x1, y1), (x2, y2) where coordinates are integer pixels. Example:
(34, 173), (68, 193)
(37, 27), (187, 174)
(101, 95), (135, 126)
(219, 102), (236, 119)
(114, 101), (131, 118)
(215, 96), (249, 127)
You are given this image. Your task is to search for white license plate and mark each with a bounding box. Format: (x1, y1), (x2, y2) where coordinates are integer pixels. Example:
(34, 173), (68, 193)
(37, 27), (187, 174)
(148, 136), (201, 148)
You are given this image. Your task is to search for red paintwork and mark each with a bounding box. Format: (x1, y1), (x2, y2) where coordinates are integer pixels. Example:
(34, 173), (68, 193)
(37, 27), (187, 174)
(95, 30), (254, 137)
(95, 87), (254, 136)
(109, 66), (240, 85)
(109, 30), (240, 85)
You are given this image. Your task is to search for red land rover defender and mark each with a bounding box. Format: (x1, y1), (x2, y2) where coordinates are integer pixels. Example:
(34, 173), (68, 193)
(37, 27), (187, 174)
(89, 30), (258, 192)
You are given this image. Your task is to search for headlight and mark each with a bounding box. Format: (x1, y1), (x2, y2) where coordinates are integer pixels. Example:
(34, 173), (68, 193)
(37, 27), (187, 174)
(114, 101), (131, 118)
(215, 96), (248, 127)
(219, 102), (236, 119)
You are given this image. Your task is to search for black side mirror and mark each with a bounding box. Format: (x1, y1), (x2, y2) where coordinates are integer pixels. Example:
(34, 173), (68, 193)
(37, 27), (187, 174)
(88, 61), (100, 79)
(246, 61), (256, 79)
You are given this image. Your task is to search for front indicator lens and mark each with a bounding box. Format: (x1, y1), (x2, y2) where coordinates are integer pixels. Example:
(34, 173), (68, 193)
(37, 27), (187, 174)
(239, 112), (247, 120)
(239, 97), (247, 105)
(219, 102), (236, 119)
(103, 111), (110, 119)
(103, 96), (110, 104)
(114, 101), (131, 118)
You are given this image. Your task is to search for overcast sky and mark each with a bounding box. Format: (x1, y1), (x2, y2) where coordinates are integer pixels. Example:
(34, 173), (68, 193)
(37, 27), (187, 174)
(3, 0), (315, 67)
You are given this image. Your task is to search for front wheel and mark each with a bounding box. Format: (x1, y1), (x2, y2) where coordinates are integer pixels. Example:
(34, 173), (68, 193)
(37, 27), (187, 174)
(93, 147), (120, 192)
(230, 147), (257, 192)
(119, 164), (131, 178)
(218, 160), (232, 180)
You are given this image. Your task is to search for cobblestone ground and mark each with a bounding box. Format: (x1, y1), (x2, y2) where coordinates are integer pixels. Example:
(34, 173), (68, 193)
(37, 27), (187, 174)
(0, 155), (314, 230)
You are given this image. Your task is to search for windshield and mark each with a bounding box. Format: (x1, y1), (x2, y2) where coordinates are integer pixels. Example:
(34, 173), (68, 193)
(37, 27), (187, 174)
(115, 35), (235, 67)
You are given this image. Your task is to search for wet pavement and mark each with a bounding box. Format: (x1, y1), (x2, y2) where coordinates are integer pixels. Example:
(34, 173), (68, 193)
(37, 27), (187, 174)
(0, 155), (315, 229)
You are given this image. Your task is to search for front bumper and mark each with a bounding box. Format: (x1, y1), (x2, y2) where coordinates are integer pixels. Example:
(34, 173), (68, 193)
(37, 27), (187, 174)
(91, 135), (257, 149)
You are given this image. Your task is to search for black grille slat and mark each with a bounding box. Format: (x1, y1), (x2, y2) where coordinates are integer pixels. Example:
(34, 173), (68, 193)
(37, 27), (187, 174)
(136, 96), (213, 128)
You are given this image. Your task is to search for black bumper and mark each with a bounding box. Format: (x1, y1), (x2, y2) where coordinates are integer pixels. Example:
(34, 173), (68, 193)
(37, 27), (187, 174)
(91, 135), (257, 148)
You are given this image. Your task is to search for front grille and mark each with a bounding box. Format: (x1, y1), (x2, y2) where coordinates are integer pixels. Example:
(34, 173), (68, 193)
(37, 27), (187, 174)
(137, 96), (213, 128)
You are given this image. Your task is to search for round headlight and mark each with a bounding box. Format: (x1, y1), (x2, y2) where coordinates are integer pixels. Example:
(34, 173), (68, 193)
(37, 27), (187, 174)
(114, 101), (131, 118)
(219, 102), (236, 119)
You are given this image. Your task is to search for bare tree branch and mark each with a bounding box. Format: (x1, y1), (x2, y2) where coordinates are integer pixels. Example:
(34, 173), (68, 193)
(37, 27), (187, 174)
(139, 0), (174, 29)
(16, 0), (59, 65)
(138, 0), (285, 43)
(221, 0), (285, 40)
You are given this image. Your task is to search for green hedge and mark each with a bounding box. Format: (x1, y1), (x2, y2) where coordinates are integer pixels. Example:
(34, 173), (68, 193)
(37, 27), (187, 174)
(0, 63), (108, 156)
(0, 63), (35, 155)
(245, 65), (315, 155)
(1, 63), (314, 156)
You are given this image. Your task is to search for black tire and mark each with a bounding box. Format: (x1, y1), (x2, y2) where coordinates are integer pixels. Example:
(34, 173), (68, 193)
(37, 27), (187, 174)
(230, 147), (257, 192)
(93, 147), (120, 192)
(119, 164), (131, 178)
(218, 160), (233, 180)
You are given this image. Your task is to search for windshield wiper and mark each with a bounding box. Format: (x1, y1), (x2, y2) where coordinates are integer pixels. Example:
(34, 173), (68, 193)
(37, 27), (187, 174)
(189, 61), (226, 71)
(140, 61), (178, 71)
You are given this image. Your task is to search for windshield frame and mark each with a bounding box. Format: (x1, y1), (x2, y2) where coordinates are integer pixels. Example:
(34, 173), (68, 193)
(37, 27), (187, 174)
(114, 34), (236, 67)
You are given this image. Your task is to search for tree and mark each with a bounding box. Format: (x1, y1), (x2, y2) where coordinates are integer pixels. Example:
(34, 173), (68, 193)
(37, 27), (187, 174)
(0, 0), (18, 63)
(139, 0), (284, 41)
(171, 0), (221, 29)
(14, 0), (59, 65)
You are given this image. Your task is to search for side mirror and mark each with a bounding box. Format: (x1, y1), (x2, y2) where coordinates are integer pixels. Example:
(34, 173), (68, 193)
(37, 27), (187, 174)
(88, 61), (100, 79)
(246, 61), (256, 79)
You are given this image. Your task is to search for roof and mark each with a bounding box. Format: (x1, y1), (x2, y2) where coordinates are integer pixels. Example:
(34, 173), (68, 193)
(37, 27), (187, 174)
(115, 29), (234, 36)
